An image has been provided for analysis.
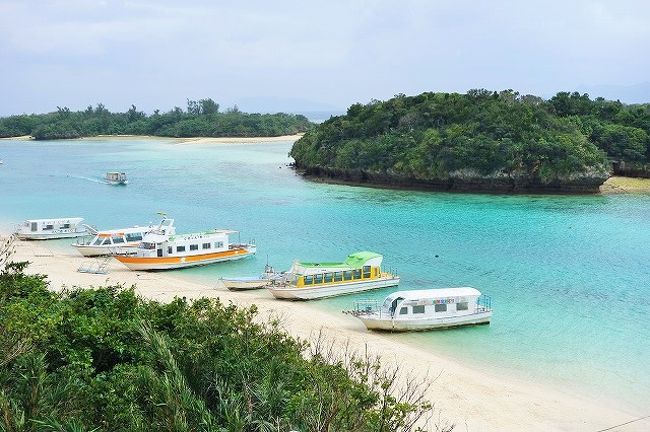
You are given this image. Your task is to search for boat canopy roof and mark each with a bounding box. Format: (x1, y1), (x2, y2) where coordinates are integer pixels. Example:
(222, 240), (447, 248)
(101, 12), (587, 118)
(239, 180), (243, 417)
(94, 226), (149, 236)
(291, 251), (384, 275)
(297, 251), (383, 269)
(387, 287), (481, 301)
(23, 217), (83, 224)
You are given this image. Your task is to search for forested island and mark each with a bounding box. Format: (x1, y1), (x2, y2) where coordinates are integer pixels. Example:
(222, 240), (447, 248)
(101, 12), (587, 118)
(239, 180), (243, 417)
(290, 90), (650, 193)
(0, 98), (313, 140)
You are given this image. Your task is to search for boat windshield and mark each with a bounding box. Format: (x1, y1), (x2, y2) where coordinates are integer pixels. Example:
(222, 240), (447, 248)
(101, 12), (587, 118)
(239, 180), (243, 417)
(140, 242), (156, 250)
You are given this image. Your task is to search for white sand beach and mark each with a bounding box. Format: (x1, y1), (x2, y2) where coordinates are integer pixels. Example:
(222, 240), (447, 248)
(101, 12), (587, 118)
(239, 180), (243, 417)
(5, 237), (647, 432)
(0, 134), (303, 144)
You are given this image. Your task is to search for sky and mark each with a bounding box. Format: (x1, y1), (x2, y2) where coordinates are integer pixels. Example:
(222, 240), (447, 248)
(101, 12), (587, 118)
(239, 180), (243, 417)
(1, 0), (649, 116)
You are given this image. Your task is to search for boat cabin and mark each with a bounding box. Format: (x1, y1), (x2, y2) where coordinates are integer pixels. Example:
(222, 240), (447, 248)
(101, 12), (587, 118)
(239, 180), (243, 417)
(17, 217), (86, 239)
(137, 229), (238, 258)
(287, 252), (385, 288)
(106, 172), (128, 184)
(379, 287), (489, 319)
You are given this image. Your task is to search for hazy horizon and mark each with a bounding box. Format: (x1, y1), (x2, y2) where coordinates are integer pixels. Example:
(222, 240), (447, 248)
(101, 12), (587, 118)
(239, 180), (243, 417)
(1, 0), (649, 116)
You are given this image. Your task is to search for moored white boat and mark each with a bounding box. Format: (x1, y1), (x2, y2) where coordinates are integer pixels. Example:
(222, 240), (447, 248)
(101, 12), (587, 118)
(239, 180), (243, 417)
(221, 264), (283, 291)
(16, 217), (87, 240)
(106, 171), (128, 185)
(267, 251), (399, 300)
(72, 218), (175, 257)
(348, 287), (492, 332)
(114, 228), (255, 271)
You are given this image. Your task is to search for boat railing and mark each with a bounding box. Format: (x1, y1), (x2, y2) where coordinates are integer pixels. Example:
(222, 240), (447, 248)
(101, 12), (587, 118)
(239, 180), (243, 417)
(476, 294), (492, 313)
(345, 299), (382, 317)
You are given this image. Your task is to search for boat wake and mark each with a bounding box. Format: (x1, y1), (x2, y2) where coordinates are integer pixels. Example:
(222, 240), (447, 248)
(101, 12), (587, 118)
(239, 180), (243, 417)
(68, 174), (110, 185)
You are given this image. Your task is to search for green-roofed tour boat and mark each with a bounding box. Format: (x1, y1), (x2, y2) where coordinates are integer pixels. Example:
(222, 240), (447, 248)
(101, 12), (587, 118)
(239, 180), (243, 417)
(267, 251), (400, 300)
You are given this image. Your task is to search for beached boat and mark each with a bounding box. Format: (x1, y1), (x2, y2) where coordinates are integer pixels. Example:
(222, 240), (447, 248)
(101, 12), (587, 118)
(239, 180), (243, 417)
(347, 287), (492, 332)
(221, 264), (283, 291)
(72, 218), (176, 257)
(267, 251), (399, 300)
(114, 228), (255, 271)
(106, 171), (128, 185)
(16, 217), (87, 240)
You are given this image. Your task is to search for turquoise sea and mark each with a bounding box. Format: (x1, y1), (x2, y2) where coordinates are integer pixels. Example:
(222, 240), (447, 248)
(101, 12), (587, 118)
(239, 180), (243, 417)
(1, 138), (649, 413)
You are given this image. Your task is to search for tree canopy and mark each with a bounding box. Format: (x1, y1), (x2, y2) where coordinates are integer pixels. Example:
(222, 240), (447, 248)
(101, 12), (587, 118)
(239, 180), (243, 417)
(290, 90), (650, 191)
(0, 99), (313, 140)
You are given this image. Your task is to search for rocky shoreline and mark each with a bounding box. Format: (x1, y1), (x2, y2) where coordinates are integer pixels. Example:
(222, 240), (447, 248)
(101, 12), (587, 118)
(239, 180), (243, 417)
(297, 165), (609, 194)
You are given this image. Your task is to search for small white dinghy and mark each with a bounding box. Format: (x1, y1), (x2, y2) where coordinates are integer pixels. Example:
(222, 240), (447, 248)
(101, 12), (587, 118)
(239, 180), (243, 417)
(347, 287), (492, 332)
(221, 264), (284, 291)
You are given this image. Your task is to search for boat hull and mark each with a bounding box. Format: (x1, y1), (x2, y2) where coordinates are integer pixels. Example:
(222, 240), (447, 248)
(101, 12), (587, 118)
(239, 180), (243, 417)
(358, 311), (492, 332)
(115, 248), (254, 271)
(268, 276), (400, 300)
(17, 230), (87, 240)
(222, 277), (270, 291)
(72, 243), (138, 257)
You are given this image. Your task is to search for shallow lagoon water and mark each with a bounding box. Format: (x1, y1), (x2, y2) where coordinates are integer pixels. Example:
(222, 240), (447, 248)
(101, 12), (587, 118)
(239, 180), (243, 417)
(1, 137), (649, 412)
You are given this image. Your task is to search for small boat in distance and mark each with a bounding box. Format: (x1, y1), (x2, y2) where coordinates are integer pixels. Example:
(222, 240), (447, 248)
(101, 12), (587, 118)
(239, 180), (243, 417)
(347, 287), (492, 332)
(16, 217), (87, 240)
(221, 264), (283, 291)
(72, 218), (176, 257)
(106, 171), (128, 185)
(114, 228), (255, 271)
(267, 251), (399, 300)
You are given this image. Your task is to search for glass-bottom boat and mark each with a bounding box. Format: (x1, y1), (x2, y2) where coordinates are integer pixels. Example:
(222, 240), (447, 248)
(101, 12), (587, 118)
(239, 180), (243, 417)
(114, 228), (255, 271)
(267, 251), (399, 300)
(347, 287), (492, 331)
(72, 218), (175, 257)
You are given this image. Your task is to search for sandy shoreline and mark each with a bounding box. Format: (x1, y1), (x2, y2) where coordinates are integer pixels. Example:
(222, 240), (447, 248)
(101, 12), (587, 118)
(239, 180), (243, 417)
(3, 237), (646, 431)
(0, 134), (303, 144)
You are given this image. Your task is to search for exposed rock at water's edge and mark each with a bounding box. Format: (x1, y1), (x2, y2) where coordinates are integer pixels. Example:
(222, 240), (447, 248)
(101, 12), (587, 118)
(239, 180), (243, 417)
(297, 165), (610, 194)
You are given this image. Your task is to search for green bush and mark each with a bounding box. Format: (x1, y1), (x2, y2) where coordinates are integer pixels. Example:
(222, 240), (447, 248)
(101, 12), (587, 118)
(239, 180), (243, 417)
(0, 262), (437, 432)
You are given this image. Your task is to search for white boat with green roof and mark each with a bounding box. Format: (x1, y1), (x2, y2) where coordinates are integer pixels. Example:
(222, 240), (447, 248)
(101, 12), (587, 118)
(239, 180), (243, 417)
(267, 251), (399, 300)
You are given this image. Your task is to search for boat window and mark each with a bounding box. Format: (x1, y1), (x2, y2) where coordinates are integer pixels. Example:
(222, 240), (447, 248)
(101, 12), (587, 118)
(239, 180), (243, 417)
(202, 242), (211, 249)
(168, 246), (172, 254)
(362, 266), (371, 278)
(399, 307), (408, 315)
(314, 274), (323, 284)
(435, 304), (447, 312)
(43, 224), (53, 230)
(214, 241), (224, 248)
(456, 302), (468, 311)
(324, 273), (333, 283)
(102, 238), (112, 245)
(343, 271), (353, 280)
(353, 269), (361, 279)
(190, 244), (199, 251)
(141, 242), (156, 250)
(333, 272), (343, 282)
(413, 305), (426, 314)
(126, 233), (143, 242)
(112, 236), (125, 244)
(92, 238), (103, 245)
(61, 223), (70, 229)
(31, 222), (37, 231)
(303, 276), (313, 285)
(177, 246), (186, 253)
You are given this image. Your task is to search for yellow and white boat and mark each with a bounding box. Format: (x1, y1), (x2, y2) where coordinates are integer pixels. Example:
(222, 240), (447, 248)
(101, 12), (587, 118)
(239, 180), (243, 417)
(267, 251), (399, 300)
(114, 228), (255, 271)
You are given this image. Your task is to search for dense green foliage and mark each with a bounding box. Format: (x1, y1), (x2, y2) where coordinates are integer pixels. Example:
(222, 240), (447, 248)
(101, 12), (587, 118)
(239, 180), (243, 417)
(0, 262), (434, 432)
(0, 99), (312, 140)
(291, 90), (650, 188)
